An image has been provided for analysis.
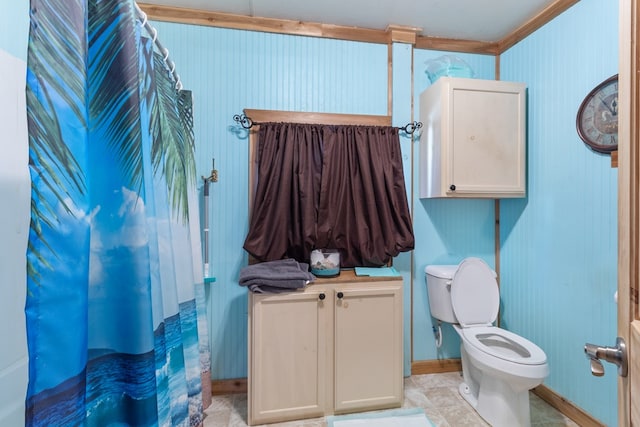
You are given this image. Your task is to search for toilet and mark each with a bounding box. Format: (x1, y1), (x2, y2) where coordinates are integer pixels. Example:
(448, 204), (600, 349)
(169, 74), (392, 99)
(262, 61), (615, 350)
(425, 257), (549, 427)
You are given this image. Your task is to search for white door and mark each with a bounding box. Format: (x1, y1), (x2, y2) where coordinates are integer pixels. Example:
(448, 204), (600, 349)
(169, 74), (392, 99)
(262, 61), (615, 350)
(0, 48), (30, 426)
(617, 1), (638, 425)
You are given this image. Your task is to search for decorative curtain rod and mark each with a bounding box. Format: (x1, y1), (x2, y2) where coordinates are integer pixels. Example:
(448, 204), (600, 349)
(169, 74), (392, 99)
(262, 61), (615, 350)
(135, 3), (182, 91)
(233, 114), (423, 135)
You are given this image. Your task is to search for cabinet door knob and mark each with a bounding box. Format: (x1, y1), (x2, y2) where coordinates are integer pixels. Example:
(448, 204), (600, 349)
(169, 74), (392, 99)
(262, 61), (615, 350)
(318, 293), (326, 300)
(337, 292), (344, 299)
(449, 184), (456, 191)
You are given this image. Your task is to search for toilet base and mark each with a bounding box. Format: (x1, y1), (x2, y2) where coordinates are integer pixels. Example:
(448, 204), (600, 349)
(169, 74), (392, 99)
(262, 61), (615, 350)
(458, 376), (531, 427)
(458, 344), (533, 427)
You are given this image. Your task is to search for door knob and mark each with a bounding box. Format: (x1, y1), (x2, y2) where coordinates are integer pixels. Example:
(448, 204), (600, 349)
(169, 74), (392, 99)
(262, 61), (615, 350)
(584, 337), (627, 377)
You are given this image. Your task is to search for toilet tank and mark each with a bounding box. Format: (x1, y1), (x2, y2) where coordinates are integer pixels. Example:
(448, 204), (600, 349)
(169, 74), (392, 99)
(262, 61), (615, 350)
(425, 265), (458, 323)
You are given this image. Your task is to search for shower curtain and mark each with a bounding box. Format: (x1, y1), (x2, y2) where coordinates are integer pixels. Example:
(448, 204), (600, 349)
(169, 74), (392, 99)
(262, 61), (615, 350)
(25, 0), (211, 425)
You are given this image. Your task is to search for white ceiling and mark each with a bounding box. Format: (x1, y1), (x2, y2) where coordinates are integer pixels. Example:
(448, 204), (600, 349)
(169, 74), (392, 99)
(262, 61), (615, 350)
(143, 0), (561, 42)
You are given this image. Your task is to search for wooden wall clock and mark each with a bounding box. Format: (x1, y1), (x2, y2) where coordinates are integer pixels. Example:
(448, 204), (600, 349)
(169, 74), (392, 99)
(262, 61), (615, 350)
(576, 74), (619, 154)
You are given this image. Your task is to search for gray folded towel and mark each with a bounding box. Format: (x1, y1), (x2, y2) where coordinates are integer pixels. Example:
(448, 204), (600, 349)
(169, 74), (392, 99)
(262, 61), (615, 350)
(248, 284), (304, 294)
(239, 258), (315, 293)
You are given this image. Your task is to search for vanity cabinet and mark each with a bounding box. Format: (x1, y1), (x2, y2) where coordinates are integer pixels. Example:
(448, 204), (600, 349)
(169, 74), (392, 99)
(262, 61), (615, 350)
(419, 77), (527, 198)
(248, 276), (403, 425)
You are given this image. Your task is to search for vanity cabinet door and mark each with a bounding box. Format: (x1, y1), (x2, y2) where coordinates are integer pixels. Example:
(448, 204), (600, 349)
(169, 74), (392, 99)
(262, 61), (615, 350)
(248, 289), (329, 425)
(333, 282), (403, 413)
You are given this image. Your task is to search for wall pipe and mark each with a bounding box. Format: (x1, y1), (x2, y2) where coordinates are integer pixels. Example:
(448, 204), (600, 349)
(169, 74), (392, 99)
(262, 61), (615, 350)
(202, 160), (218, 284)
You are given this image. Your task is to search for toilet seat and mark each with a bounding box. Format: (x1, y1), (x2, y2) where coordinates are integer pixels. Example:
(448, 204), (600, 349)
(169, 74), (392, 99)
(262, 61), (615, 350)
(450, 257), (499, 327)
(460, 326), (547, 365)
(450, 257), (547, 366)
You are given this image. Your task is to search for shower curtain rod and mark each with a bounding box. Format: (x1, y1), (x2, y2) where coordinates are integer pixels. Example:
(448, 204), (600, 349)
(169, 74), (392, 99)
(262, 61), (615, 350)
(232, 113), (423, 135)
(134, 3), (183, 91)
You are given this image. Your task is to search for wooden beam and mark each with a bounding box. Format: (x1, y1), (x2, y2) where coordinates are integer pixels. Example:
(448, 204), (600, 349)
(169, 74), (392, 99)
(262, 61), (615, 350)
(415, 36), (499, 55)
(137, 3), (388, 44)
(387, 25), (422, 45)
(242, 109), (391, 127)
(497, 0), (581, 52)
(138, 1), (578, 56)
(139, 1), (499, 54)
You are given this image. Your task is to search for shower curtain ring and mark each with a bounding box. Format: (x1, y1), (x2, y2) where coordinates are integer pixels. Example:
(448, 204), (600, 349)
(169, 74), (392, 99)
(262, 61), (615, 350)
(140, 11), (147, 27)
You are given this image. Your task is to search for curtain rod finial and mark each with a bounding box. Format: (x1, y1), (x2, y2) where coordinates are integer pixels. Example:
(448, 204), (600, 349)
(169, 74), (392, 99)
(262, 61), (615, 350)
(233, 113), (254, 129)
(400, 121), (422, 135)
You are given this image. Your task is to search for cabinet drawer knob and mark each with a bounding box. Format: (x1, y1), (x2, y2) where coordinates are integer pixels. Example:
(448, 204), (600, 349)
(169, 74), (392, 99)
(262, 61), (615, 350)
(337, 292), (344, 299)
(318, 293), (326, 300)
(449, 184), (456, 191)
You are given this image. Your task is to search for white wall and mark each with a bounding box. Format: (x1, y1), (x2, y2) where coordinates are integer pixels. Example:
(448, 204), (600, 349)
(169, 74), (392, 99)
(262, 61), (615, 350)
(0, 48), (30, 427)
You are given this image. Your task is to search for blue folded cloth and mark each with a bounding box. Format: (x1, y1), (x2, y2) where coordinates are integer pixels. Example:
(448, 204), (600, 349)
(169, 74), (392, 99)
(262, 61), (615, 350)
(239, 258), (315, 293)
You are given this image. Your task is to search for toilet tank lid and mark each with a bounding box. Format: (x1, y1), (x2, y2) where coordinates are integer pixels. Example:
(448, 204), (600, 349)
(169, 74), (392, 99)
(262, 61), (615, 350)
(425, 265), (458, 279)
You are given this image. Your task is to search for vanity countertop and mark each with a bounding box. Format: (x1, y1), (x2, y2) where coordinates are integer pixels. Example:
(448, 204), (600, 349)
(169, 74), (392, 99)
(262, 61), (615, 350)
(311, 269), (402, 284)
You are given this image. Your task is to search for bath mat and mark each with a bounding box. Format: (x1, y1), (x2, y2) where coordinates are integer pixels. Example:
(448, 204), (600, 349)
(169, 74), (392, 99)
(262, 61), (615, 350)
(326, 408), (433, 427)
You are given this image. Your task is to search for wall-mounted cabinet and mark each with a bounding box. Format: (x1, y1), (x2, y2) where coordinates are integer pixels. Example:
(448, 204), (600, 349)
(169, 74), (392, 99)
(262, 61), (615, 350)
(247, 276), (403, 425)
(419, 77), (527, 198)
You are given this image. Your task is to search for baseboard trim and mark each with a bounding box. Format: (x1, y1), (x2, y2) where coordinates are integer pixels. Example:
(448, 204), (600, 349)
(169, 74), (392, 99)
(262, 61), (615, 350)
(411, 358), (462, 374)
(212, 378), (247, 395)
(532, 384), (606, 427)
(213, 361), (462, 394)
(213, 366), (603, 427)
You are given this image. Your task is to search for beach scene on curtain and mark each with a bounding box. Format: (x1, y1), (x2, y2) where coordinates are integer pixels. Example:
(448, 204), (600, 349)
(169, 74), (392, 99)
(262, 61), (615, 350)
(24, 0), (208, 425)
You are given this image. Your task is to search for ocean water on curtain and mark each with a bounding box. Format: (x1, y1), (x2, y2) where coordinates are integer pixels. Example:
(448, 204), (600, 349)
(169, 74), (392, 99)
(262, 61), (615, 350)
(25, 301), (201, 426)
(153, 301), (203, 427)
(82, 301), (201, 426)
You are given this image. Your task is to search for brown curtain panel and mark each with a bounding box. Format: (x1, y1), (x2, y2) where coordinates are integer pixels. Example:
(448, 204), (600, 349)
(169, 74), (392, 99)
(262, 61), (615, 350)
(243, 122), (414, 268)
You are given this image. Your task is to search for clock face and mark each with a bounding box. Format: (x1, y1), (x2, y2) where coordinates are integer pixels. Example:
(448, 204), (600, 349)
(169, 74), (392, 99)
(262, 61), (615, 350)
(576, 74), (619, 153)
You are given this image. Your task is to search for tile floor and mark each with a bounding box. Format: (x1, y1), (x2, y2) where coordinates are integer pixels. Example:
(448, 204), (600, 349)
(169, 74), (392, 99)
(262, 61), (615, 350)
(203, 372), (580, 427)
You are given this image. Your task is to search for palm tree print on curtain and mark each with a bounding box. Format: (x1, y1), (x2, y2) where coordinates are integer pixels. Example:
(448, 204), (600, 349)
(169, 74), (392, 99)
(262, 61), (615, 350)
(25, 0), (210, 425)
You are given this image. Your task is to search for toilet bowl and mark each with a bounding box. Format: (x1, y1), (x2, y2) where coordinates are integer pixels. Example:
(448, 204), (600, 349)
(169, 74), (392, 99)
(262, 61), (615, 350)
(425, 257), (549, 427)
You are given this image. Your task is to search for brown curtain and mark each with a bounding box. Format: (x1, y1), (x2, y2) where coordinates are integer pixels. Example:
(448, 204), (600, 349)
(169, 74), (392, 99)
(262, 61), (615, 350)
(243, 122), (414, 268)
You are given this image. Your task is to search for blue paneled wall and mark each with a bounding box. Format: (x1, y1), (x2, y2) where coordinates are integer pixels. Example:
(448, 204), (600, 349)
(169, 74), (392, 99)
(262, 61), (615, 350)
(0, 2), (28, 60)
(500, 1), (618, 425)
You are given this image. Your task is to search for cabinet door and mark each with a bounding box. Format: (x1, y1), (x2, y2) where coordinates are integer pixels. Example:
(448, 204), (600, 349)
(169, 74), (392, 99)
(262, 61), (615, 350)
(448, 83), (525, 196)
(248, 290), (328, 425)
(333, 283), (403, 413)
